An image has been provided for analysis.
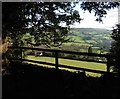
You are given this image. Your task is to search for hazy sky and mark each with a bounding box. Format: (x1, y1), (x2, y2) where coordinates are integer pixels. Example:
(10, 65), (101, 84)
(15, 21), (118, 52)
(69, 4), (118, 30)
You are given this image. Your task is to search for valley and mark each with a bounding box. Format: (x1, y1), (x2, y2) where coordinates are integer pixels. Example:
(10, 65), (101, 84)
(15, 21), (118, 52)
(62, 28), (113, 54)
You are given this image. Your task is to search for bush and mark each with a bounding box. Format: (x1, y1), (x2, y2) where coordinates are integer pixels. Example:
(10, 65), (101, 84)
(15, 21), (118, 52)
(110, 24), (120, 77)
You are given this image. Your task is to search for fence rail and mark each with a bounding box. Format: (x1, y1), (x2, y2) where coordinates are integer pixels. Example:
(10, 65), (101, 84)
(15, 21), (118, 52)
(8, 46), (115, 75)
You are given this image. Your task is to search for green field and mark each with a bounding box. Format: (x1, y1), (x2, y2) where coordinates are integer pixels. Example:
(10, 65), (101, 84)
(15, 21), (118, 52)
(66, 28), (112, 53)
(26, 55), (107, 77)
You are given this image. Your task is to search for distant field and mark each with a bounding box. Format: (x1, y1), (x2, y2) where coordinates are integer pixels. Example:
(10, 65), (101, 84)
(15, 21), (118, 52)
(26, 55), (107, 77)
(66, 28), (112, 53)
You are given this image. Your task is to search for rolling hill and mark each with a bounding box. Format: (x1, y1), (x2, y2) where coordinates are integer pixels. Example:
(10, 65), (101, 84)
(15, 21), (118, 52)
(63, 28), (113, 53)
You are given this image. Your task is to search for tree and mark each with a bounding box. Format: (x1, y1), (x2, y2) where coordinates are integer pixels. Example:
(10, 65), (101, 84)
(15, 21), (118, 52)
(110, 24), (120, 76)
(2, 2), (120, 47)
(88, 46), (92, 53)
(80, 2), (119, 22)
(87, 46), (94, 60)
(2, 2), (81, 47)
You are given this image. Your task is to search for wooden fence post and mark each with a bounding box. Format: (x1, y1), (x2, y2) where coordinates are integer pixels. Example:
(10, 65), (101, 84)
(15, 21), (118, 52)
(55, 51), (59, 69)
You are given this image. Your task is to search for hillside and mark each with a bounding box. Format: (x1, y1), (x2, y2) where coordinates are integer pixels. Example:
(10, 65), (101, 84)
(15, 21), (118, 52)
(63, 28), (112, 53)
(71, 28), (111, 34)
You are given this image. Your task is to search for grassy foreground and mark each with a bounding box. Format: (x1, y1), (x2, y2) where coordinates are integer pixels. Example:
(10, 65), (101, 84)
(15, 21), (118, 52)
(3, 62), (120, 98)
(26, 55), (106, 77)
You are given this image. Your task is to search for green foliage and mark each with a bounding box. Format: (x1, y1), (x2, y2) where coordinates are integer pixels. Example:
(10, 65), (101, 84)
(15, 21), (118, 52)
(80, 2), (119, 22)
(2, 2), (120, 47)
(110, 24), (120, 75)
(3, 2), (120, 61)
(2, 2), (81, 47)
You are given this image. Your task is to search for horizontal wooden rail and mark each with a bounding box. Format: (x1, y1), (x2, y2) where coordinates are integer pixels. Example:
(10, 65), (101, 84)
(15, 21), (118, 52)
(56, 56), (107, 64)
(8, 46), (115, 75)
(9, 58), (56, 67)
(9, 58), (107, 74)
(43, 55), (107, 64)
(8, 46), (112, 57)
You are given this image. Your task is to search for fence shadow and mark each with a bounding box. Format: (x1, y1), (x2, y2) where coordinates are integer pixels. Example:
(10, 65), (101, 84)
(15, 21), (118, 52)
(2, 62), (120, 98)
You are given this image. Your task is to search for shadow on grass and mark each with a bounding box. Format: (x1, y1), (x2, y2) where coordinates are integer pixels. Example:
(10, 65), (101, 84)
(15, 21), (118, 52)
(2, 62), (120, 98)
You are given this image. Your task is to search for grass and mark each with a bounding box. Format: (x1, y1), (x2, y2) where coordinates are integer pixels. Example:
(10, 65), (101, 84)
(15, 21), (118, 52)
(26, 55), (106, 77)
(3, 62), (120, 98)
(63, 42), (91, 47)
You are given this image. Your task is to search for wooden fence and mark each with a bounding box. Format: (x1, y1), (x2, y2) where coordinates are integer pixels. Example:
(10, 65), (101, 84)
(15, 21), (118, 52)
(8, 46), (115, 75)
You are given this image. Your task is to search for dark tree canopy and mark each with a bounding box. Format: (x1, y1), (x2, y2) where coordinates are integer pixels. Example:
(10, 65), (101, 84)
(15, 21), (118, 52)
(2, 2), (81, 47)
(2, 2), (120, 47)
(110, 24), (120, 75)
(80, 2), (119, 22)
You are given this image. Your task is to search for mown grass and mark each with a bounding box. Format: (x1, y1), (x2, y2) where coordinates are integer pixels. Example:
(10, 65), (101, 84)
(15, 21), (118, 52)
(26, 55), (106, 77)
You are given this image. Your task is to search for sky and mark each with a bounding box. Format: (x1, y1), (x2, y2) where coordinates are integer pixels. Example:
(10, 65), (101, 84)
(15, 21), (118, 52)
(69, 4), (118, 30)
